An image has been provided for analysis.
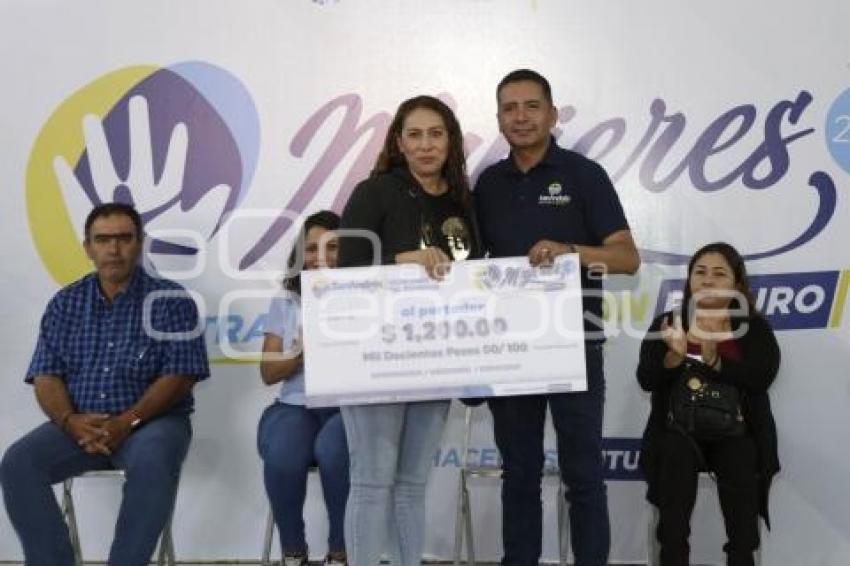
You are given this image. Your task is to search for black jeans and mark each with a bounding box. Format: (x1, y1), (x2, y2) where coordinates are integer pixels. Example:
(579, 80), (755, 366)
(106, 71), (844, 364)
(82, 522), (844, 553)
(488, 344), (609, 566)
(656, 430), (760, 566)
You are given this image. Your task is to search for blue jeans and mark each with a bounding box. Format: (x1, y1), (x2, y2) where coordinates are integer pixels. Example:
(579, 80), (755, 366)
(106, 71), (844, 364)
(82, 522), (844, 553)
(341, 400), (450, 566)
(488, 344), (609, 566)
(0, 414), (191, 566)
(257, 402), (349, 555)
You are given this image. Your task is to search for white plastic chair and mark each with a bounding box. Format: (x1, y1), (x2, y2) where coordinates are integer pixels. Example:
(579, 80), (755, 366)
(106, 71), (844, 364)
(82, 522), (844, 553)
(453, 404), (570, 566)
(262, 465), (320, 566)
(61, 469), (175, 566)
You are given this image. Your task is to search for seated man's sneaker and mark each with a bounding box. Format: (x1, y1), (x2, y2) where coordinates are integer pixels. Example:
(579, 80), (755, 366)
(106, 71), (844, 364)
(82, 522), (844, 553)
(283, 551), (308, 566)
(323, 551), (347, 565)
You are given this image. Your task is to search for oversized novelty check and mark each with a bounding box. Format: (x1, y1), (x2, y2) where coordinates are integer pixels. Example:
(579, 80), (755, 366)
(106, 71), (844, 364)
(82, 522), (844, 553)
(301, 255), (587, 406)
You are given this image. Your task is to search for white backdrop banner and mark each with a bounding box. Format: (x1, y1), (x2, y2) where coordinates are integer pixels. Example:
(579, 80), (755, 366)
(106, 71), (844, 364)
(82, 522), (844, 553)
(1, 1), (849, 564)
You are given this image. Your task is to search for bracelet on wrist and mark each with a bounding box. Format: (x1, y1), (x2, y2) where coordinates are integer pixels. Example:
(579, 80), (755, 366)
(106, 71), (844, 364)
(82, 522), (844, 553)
(58, 412), (73, 431)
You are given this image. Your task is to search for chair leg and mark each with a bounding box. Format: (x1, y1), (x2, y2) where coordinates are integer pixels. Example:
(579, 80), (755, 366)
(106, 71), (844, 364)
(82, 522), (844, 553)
(157, 508), (176, 566)
(556, 482), (568, 566)
(453, 474), (466, 566)
(61, 479), (84, 566)
(61, 471), (178, 566)
(262, 507), (275, 566)
(462, 478), (476, 566)
(647, 504), (661, 566)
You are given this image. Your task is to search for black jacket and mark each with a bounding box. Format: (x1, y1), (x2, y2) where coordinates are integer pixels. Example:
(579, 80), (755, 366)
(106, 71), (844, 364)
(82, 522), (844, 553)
(337, 167), (481, 267)
(636, 311), (781, 526)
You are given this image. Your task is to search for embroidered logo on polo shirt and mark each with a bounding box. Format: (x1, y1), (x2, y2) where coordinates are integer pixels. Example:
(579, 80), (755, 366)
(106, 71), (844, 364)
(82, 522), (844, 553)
(539, 181), (571, 206)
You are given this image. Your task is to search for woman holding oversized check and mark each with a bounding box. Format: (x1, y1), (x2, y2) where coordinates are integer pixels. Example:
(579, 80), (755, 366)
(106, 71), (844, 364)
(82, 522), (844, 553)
(258, 211), (350, 566)
(337, 95), (480, 565)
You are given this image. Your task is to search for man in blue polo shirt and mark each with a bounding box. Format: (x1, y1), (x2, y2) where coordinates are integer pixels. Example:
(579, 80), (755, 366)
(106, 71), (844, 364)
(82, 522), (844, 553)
(475, 69), (640, 566)
(0, 203), (209, 566)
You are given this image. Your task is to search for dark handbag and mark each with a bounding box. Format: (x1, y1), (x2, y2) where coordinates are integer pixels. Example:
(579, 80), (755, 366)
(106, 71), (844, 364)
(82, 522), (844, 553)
(668, 359), (746, 440)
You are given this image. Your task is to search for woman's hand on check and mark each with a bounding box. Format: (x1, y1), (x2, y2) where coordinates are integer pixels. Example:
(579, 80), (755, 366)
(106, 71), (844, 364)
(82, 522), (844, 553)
(396, 247), (452, 280)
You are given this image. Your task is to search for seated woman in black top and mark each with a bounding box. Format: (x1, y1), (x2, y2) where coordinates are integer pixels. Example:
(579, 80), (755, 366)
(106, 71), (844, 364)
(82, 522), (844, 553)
(637, 242), (781, 566)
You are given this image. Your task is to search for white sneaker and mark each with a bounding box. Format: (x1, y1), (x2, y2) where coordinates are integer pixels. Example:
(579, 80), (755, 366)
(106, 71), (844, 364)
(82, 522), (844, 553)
(283, 553), (308, 566)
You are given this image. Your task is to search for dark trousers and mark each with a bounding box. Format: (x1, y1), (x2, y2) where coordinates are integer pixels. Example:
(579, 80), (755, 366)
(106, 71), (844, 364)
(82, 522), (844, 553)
(488, 344), (609, 566)
(0, 415), (191, 566)
(656, 430), (760, 566)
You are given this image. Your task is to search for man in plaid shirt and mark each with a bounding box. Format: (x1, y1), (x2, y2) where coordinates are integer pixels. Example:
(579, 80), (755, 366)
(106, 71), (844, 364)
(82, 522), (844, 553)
(0, 203), (210, 566)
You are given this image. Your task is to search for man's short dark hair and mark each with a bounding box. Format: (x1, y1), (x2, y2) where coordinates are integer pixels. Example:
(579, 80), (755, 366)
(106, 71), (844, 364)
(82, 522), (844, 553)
(496, 69), (553, 104)
(84, 202), (143, 240)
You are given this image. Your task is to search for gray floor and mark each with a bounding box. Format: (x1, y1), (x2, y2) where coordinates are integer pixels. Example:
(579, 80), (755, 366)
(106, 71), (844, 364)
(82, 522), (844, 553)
(0, 560), (645, 566)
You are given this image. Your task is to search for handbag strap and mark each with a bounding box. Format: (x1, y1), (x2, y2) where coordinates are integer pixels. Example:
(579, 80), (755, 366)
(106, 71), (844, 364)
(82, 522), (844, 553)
(668, 358), (717, 481)
(668, 419), (757, 492)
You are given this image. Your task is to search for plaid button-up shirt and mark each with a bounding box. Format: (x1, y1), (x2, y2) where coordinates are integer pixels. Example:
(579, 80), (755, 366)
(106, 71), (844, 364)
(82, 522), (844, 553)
(26, 268), (210, 414)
